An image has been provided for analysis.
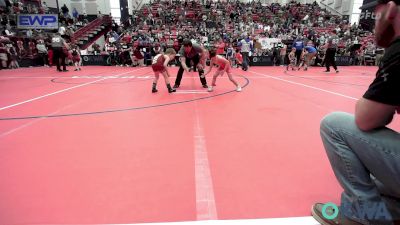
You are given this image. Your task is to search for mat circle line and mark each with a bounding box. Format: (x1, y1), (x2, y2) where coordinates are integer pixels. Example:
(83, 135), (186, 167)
(0, 75), (250, 121)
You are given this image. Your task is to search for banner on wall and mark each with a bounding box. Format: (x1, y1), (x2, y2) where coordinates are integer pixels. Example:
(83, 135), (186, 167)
(17, 14), (58, 29)
(250, 56), (273, 66)
(82, 55), (110, 66)
(258, 38), (281, 49)
(335, 56), (352, 66)
(359, 0), (376, 31)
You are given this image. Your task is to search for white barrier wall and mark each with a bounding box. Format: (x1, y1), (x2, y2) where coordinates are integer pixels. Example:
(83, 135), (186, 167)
(319, 0), (354, 16)
(42, 0), (111, 15)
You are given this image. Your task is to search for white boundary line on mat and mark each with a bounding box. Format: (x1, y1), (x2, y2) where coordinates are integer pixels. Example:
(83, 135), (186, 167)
(193, 101), (218, 220)
(114, 216), (320, 225)
(0, 68), (146, 111)
(250, 71), (359, 101)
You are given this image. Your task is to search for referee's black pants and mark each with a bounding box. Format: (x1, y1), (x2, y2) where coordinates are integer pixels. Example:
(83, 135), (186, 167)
(53, 47), (66, 71)
(325, 48), (338, 72)
(175, 54), (207, 87)
(295, 49), (303, 66)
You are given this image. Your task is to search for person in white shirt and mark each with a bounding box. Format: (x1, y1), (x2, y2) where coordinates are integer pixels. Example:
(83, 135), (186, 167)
(36, 40), (49, 67)
(4, 28), (14, 36)
(58, 26), (66, 36)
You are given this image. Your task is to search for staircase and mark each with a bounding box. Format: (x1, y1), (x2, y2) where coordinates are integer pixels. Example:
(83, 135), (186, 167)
(72, 15), (112, 50)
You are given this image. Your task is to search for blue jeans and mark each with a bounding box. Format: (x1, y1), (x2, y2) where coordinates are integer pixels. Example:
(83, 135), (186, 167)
(320, 112), (400, 225)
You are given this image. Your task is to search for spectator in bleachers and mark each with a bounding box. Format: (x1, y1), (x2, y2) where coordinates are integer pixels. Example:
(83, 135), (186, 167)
(72, 8), (79, 22)
(132, 46), (144, 66)
(152, 43), (162, 56)
(279, 43), (287, 66)
(363, 42), (376, 66)
(92, 42), (101, 55)
(58, 22), (66, 38)
(238, 36), (252, 71)
(36, 39), (49, 67)
(15, 39), (24, 57)
(65, 27), (74, 42)
(61, 4), (69, 18)
(42, 2), (49, 14)
(27, 39), (36, 58)
(0, 42), (8, 68)
(253, 38), (262, 56)
(7, 42), (18, 69)
(0, 0), (5, 10)
(26, 29), (33, 38)
(375, 47), (384, 66)
(215, 38), (225, 55)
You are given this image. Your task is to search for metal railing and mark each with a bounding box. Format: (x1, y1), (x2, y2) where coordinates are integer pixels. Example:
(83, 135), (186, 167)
(72, 15), (112, 42)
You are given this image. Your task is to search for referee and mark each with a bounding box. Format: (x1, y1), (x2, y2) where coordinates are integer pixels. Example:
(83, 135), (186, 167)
(51, 32), (69, 72)
(174, 39), (208, 88)
(324, 38), (339, 73)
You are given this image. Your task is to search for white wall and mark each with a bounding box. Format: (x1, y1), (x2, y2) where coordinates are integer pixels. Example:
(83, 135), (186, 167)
(42, 0), (111, 15)
(318, 0), (354, 16)
(44, 0), (58, 8)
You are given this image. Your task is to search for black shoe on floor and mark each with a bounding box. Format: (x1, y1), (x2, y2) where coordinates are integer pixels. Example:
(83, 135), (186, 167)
(152, 88), (158, 93)
(202, 84), (208, 88)
(62, 70), (69, 72)
(173, 84), (179, 88)
(311, 203), (362, 225)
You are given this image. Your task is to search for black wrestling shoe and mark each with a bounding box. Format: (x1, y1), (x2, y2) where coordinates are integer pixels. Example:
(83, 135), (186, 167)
(167, 84), (176, 93)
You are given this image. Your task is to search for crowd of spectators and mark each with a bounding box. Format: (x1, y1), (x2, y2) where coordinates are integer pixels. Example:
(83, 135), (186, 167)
(99, 0), (382, 67)
(0, 0), (102, 69)
(0, 0), (384, 69)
